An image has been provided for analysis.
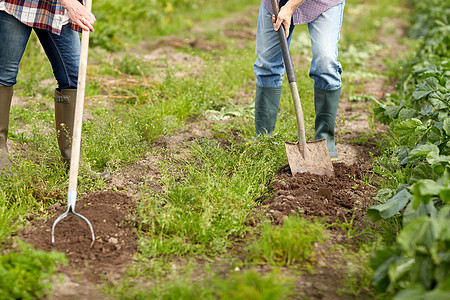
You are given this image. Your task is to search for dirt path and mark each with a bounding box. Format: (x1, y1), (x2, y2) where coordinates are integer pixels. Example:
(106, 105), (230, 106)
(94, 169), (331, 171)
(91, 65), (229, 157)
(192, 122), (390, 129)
(15, 5), (411, 299)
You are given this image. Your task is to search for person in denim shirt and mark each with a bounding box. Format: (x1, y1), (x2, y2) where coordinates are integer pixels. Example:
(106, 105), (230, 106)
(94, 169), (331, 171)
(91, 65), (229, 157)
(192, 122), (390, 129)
(254, 0), (345, 159)
(0, 0), (95, 173)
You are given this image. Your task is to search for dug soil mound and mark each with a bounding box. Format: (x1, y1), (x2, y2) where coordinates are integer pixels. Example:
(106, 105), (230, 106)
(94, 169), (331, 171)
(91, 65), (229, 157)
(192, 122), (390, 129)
(20, 190), (138, 282)
(263, 162), (376, 226)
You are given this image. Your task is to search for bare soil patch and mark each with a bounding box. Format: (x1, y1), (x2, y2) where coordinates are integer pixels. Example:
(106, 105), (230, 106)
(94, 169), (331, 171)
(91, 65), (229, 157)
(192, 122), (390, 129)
(264, 162), (376, 226)
(20, 191), (138, 284)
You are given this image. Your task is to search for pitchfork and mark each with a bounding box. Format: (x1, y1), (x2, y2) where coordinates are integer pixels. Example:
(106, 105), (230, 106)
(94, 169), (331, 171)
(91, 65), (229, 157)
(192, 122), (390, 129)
(52, 0), (95, 246)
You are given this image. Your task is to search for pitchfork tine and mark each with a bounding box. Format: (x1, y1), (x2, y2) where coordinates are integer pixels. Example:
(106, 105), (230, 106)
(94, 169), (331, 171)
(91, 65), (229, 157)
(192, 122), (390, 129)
(51, 191), (95, 247)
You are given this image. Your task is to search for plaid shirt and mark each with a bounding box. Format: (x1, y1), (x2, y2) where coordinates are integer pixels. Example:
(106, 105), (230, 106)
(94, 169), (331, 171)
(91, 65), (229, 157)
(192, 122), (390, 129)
(1, 0), (82, 34)
(262, 0), (344, 25)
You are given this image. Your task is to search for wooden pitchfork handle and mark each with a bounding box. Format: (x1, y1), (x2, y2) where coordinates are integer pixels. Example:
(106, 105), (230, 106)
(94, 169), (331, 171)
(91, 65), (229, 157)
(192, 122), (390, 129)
(51, 0), (95, 245)
(69, 0), (92, 193)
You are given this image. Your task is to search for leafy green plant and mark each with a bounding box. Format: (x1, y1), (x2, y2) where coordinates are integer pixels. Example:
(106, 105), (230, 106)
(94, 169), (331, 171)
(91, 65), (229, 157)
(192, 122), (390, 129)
(369, 0), (450, 297)
(370, 206), (450, 298)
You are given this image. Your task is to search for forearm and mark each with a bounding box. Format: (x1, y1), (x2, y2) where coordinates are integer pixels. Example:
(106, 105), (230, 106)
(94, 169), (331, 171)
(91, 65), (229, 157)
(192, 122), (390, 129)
(59, 0), (79, 11)
(283, 0), (306, 14)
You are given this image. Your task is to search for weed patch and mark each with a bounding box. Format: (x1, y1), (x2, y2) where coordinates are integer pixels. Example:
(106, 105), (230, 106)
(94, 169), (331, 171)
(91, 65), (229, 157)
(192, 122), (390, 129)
(246, 216), (326, 267)
(0, 241), (67, 299)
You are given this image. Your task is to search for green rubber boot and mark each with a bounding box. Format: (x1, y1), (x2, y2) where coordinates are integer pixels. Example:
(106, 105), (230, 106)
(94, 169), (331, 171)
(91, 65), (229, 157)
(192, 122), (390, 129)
(0, 85), (13, 174)
(54, 89), (110, 179)
(254, 85), (282, 137)
(314, 86), (340, 159)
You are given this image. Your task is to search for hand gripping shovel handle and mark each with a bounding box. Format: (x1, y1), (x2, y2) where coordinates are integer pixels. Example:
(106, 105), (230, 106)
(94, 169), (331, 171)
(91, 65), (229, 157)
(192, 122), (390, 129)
(270, 0), (307, 151)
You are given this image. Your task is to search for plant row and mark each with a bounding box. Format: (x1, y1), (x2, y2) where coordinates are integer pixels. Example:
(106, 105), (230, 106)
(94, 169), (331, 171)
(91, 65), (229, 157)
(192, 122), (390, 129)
(369, 0), (449, 298)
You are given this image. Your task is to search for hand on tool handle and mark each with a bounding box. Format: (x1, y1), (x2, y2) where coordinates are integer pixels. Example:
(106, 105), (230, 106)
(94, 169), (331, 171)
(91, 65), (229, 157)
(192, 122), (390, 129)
(272, 0), (305, 37)
(60, 0), (96, 32)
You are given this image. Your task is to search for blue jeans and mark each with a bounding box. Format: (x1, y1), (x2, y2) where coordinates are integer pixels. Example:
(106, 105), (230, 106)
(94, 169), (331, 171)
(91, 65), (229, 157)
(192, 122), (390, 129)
(254, 2), (345, 90)
(0, 11), (80, 89)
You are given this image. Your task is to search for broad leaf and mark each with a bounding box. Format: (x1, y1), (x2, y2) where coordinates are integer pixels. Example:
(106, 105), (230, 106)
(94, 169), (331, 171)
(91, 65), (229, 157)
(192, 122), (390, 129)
(444, 118), (450, 136)
(420, 105), (434, 117)
(368, 189), (412, 221)
(427, 126), (442, 144)
(434, 259), (450, 285)
(413, 77), (440, 100)
(370, 246), (401, 292)
(394, 285), (426, 299)
(402, 201), (436, 226)
(397, 217), (433, 255)
(410, 163), (438, 184)
(397, 146), (410, 165)
(438, 111), (449, 122)
(424, 289), (450, 300)
(393, 119), (425, 147)
(385, 105), (403, 119)
(409, 144), (439, 160)
(374, 188), (393, 204)
(428, 91), (448, 110)
(399, 108), (418, 120)
(412, 255), (433, 288)
(411, 180), (443, 208)
(388, 258), (414, 284)
(440, 188), (450, 203)
(426, 151), (450, 165)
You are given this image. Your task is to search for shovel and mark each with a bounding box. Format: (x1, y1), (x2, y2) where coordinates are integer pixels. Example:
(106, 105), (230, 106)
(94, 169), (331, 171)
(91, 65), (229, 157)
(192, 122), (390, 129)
(51, 0), (95, 245)
(270, 0), (334, 177)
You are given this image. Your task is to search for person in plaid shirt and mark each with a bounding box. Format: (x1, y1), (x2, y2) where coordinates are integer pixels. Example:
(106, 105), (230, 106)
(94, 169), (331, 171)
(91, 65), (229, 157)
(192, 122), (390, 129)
(254, 0), (345, 160)
(0, 0), (95, 174)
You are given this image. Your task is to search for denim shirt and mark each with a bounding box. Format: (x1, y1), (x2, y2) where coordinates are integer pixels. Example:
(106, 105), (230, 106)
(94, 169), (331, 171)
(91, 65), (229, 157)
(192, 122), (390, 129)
(262, 0), (344, 25)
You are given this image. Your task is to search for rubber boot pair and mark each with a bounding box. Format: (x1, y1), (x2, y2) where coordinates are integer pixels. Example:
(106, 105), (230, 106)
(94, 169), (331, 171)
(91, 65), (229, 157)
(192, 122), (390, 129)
(0, 86), (107, 177)
(254, 85), (340, 159)
(0, 86), (76, 173)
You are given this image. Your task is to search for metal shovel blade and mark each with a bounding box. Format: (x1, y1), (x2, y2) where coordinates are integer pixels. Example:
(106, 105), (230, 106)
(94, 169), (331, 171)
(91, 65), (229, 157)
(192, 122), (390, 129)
(285, 139), (334, 177)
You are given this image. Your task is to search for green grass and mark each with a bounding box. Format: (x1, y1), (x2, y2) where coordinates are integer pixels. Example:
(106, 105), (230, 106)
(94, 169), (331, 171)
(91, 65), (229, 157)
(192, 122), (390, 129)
(0, 240), (67, 299)
(90, 0), (261, 50)
(105, 262), (294, 299)
(138, 136), (287, 256)
(246, 216), (326, 267)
